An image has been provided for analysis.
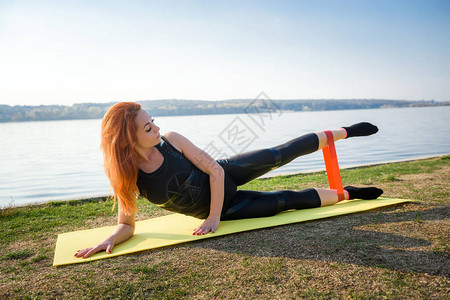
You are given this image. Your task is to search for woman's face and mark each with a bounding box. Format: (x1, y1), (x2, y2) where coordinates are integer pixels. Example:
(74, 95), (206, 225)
(134, 109), (161, 151)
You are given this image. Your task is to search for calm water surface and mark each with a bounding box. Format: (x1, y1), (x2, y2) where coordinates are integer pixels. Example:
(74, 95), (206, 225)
(1, 106), (449, 207)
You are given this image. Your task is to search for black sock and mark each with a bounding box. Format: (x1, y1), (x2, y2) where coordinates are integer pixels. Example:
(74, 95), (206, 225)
(344, 186), (383, 200)
(342, 122), (378, 138)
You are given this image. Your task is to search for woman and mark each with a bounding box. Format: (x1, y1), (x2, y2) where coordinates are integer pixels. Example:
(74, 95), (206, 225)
(75, 102), (383, 259)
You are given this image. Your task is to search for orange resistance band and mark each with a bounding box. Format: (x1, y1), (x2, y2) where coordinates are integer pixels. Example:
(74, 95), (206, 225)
(322, 131), (345, 201)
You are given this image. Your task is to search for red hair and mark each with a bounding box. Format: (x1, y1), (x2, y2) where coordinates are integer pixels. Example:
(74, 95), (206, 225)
(101, 102), (141, 215)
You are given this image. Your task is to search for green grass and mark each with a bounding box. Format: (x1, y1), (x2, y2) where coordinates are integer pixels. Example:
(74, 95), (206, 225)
(241, 155), (448, 191)
(0, 155), (449, 299)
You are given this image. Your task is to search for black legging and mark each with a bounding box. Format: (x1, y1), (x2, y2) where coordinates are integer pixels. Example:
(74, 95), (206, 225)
(218, 133), (323, 220)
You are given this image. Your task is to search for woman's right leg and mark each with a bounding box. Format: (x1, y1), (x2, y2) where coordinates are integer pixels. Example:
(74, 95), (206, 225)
(221, 188), (322, 220)
(221, 186), (383, 220)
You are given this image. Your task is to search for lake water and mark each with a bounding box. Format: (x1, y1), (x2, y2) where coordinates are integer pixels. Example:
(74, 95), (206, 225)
(0, 106), (449, 208)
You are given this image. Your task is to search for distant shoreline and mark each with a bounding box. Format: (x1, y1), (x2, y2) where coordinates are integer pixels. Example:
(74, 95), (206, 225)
(261, 153), (450, 178)
(1, 99), (448, 123)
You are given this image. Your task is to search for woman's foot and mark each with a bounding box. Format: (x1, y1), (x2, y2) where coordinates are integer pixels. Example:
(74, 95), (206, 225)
(342, 122), (378, 138)
(344, 186), (383, 200)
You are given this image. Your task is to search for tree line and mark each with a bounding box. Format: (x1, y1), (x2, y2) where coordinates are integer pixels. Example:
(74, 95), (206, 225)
(0, 99), (446, 122)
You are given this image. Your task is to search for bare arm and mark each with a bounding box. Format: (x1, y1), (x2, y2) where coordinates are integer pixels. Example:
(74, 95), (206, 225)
(74, 204), (136, 258)
(164, 131), (225, 235)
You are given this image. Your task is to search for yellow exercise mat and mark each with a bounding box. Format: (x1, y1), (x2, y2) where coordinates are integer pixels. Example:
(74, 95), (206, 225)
(53, 197), (413, 266)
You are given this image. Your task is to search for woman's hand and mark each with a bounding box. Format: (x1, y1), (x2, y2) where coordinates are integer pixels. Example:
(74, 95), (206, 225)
(74, 207), (135, 259)
(74, 238), (114, 258)
(73, 223), (134, 259)
(193, 216), (220, 235)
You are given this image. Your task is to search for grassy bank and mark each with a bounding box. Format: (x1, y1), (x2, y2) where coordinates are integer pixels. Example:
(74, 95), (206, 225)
(1, 156), (449, 299)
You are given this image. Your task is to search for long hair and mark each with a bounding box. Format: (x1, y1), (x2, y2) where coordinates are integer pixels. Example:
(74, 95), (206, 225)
(101, 102), (141, 215)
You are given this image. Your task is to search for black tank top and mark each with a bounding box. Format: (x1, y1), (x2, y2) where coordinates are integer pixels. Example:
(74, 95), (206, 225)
(136, 136), (212, 219)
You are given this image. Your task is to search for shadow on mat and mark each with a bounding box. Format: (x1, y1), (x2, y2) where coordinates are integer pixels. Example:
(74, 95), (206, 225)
(187, 204), (450, 277)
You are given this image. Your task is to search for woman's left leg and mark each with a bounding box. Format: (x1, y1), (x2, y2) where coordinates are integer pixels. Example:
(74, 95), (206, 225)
(220, 129), (347, 187)
(220, 122), (378, 187)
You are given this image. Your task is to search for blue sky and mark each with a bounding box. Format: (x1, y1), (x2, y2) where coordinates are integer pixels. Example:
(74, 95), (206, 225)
(0, 0), (449, 105)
